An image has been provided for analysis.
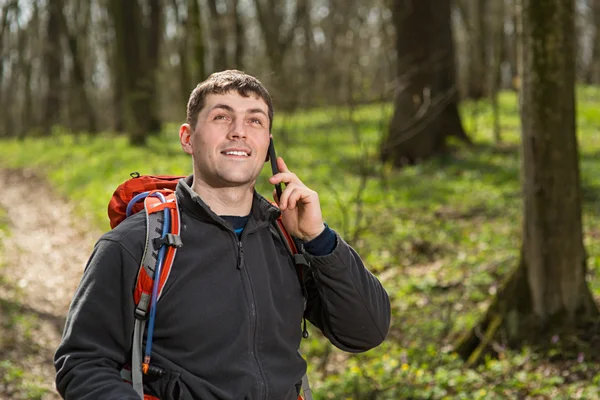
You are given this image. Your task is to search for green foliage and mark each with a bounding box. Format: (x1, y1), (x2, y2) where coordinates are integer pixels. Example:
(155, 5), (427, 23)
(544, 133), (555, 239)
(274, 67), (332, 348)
(1, 87), (600, 398)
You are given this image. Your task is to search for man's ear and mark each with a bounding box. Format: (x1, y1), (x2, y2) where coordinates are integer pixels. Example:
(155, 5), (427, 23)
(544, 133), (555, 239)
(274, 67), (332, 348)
(180, 123), (193, 155)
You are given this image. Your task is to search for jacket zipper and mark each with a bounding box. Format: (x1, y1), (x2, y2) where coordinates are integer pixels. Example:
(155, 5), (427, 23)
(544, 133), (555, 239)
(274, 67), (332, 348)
(236, 238), (268, 398)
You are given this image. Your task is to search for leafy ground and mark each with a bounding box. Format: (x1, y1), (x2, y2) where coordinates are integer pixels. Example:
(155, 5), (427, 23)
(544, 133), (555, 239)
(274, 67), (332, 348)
(0, 88), (599, 399)
(0, 170), (99, 399)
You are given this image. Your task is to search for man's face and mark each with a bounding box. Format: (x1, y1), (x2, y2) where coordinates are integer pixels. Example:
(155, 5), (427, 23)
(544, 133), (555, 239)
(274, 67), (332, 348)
(180, 91), (271, 189)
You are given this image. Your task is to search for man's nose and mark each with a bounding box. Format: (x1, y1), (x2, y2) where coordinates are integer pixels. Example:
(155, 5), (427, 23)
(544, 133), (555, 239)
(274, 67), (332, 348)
(228, 117), (247, 139)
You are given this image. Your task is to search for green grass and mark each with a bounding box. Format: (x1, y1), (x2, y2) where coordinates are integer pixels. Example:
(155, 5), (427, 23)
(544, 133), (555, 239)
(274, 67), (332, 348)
(1, 87), (600, 398)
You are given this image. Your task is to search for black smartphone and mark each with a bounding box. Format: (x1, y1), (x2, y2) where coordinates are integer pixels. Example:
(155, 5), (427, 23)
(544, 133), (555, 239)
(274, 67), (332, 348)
(268, 137), (282, 200)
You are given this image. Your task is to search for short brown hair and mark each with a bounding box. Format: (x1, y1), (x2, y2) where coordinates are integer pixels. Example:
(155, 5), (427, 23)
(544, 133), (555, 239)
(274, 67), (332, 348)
(186, 70), (274, 130)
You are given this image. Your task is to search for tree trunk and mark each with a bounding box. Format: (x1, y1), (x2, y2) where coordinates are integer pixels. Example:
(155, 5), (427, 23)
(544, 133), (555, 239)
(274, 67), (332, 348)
(188, 0), (206, 83)
(519, 0), (597, 326)
(109, 0), (161, 146)
(508, 0), (520, 89)
(146, 0), (163, 134)
(466, 0), (487, 99)
(232, 0), (244, 69)
(58, 2), (97, 133)
(588, 0), (600, 83)
(381, 0), (471, 167)
(456, 0), (598, 365)
(43, 0), (63, 135)
(207, 0), (228, 71)
(172, 0), (190, 107)
(111, 43), (125, 133)
(20, 2), (36, 137)
(489, 0), (504, 143)
(0, 1), (16, 136)
(253, 0), (307, 109)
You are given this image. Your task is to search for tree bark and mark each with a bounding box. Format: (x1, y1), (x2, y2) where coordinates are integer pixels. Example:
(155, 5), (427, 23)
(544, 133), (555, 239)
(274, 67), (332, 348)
(109, 0), (162, 145)
(253, 0), (307, 109)
(519, 0), (596, 325)
(381, 0), (471, 167)
(43, 0), (63, 135)
(588, 0), (600, 83)
(110, 44), (125, 133)
(232, 0), (244, 69)
(188, 0), (206, 83)
(489, 0), (505, 143)
(58, 2), (97, 133)
(19, 1), (36, 137)
(172, 0), (190, 106)
(0, 0), (17, 136)
(466, 0), (487, 99)
(146, 0), (163, 134)
(207, 0), (229, 71)
(456, 0), (598, 365)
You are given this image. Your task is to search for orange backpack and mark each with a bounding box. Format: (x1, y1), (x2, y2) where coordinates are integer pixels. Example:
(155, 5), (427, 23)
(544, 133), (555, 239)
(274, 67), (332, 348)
(108, 173), (312, 400)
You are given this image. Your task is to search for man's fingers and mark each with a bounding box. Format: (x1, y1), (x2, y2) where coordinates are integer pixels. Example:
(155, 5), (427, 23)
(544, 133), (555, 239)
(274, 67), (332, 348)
(281, 185), (314, 210)
(269, 171), (301, 186)
(279, 186), (296, 210)
(288, 188), (311, 209)
(277, 157), (289, 173)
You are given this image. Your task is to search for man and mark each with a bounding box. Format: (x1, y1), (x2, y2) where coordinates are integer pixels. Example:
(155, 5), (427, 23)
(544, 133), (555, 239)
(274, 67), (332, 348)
(54, 70), (391, 399)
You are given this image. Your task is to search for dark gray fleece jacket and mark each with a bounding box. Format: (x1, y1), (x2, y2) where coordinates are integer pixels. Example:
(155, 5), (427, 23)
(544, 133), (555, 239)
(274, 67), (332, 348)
(54, 178), (391, 400)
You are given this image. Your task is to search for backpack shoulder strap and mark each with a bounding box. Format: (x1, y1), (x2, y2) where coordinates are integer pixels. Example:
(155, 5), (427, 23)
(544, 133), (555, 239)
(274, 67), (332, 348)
(271, 217), (310, 289)
(134, 191), (182, 316)
(130, 190), (182, 399)
(270, 217), (314, 400)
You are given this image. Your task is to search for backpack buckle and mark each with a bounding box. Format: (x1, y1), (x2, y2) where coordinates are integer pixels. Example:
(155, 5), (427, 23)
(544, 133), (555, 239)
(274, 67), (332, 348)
(135, 293), (151, 320)
(153, 234), (183, 250)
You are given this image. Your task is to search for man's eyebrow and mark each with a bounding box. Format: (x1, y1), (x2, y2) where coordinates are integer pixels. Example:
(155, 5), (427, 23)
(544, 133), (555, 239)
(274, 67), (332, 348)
(209, 104), (235, 113)
(247, 108), (268, 118)
(209, 104), (268, 118)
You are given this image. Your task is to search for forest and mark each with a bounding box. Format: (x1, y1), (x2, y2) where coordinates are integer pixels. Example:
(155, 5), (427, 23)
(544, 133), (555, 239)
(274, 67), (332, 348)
(0, 0), (599, 399)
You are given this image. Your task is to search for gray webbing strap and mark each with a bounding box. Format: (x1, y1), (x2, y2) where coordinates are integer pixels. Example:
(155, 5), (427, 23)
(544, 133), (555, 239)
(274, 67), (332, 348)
(301, 373), (313, 400)
(132, 319), (145, 399)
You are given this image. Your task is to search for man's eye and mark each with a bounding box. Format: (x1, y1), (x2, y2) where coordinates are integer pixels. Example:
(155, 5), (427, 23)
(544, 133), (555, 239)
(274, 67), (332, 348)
(250, 119), (262, 125)
(214, 114), (228, 120)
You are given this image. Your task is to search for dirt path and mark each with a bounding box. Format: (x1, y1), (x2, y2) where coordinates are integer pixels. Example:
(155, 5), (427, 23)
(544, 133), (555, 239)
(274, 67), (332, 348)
(0, 169), (100, 399)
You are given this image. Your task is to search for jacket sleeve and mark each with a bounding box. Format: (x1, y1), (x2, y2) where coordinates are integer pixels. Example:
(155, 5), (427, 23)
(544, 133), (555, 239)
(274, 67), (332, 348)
(54, 238), (140, 399)
(302, 231), (391, 353)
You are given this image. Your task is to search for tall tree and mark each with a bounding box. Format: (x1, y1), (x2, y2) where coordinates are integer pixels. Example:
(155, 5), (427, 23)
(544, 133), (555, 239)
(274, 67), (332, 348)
(207, 0), (229, 72)
(172, 0), (190, 106)
(188, 0), (206, 83)
(457, 0), (598, 365)
(19, 0), (36, 137)
(465, 0), (488, 99)
(59, 0), (97, 133)
(173, 0), (207, 106)
(381, 0), (471, 167)
(232, 0), (244, 69)
(252, 0), (307, 108)
(488, 0), (505, 143)
(108, 0), (162, 146)
(43, 0), (63, 135)
(587, 0), (600, 83)
(146, 0), (163, 133)
(0, 0), (17, 135)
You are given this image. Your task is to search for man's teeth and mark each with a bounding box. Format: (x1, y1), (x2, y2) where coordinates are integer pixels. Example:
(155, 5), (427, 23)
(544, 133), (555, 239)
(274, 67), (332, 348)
(225, 151), (249, 156)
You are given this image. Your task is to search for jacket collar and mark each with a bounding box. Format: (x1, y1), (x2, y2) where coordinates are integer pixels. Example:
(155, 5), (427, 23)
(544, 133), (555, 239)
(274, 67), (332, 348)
(176, 175), (281, 232)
